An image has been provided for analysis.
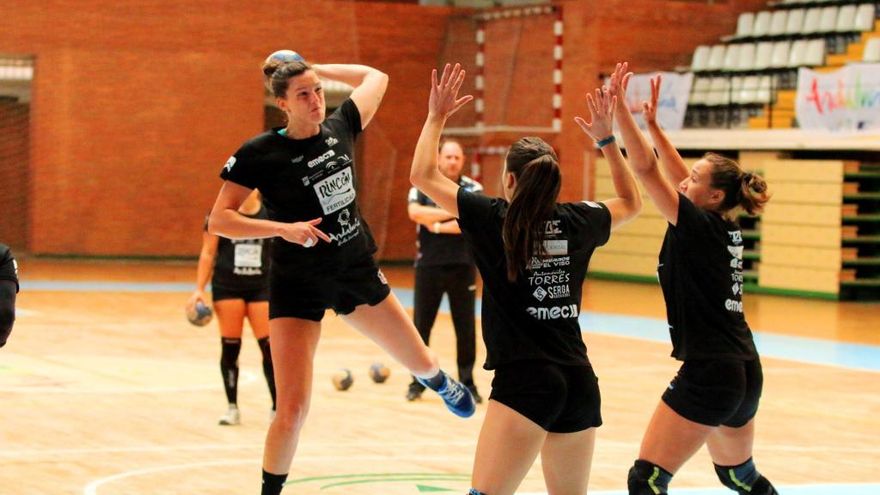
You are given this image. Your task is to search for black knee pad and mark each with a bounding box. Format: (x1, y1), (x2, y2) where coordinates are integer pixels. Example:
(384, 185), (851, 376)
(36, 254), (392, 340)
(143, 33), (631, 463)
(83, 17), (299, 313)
(628, 459), (672, 495)
(714, 458), (776, 494)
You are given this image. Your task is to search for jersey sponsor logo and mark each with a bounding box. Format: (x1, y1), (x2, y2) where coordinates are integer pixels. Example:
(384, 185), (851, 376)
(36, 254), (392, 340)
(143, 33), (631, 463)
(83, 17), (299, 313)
(307, 149), (336, 168)
(725, 298), (744, 313)
(544, 220), (562, 235)
(328, 207), (362, 246)
(291, 155), (304, 164)
(727, 245), (744, 259)
(728, 230), (743, 245)
(325, 136), (338, 147)
(582, 200), (602, 209)
(526, 303), (579, 320)
(377, 269), (388, 285)
(546, 284), (571, 299)
(528, 256), (571, 269)
(527, 269), (570, 287)
(543, 239), (568, 256)
(313, 168), (356, 214)
(533, 286), (548, 301)
(12, 259), (17, 276)
(223, 156), (236, 172)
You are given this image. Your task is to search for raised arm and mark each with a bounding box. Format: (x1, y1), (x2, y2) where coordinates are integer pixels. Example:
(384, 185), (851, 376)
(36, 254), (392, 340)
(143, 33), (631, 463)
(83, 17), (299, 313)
(312, 64), (388, 128)
(208, 181), (331, 247)
(610, 63), (680, 225)
(643, 74), (689, 185)
(409, 64), (473, 217)
(574, 86), (641, 230)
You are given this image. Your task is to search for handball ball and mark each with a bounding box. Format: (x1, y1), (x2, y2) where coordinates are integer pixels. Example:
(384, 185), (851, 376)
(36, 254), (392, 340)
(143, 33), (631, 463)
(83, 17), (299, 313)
(265, 49), (305, 65)
(186, 300), (213, 327)
(369, 362), (390, 384)
(332, 369), (354, 391)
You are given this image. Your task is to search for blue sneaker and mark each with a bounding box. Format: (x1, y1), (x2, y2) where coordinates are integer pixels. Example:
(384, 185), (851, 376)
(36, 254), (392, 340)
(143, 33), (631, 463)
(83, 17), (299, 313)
(418, 372), (475, 418)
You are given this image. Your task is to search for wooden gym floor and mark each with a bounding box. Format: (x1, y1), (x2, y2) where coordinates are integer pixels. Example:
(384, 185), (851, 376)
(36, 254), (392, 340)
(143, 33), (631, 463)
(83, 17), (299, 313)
(1, 259), (878, 494)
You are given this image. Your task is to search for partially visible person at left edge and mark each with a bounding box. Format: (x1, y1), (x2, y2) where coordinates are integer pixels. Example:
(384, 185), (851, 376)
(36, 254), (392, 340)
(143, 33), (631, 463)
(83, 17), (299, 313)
(0, 243), (20, 348)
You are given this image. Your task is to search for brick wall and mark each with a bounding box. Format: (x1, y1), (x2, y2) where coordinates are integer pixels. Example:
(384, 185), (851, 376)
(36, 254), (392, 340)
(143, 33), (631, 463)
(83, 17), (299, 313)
(0, 0), (767, 259)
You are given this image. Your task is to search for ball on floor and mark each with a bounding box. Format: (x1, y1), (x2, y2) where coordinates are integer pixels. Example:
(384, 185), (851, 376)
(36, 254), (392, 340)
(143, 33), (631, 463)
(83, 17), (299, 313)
(369, 362), (390, 383)
(332, 369), (353, 391)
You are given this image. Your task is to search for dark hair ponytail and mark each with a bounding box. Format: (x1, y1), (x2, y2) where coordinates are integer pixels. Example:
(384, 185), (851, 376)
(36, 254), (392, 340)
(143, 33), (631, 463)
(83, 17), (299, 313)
(704, 152), (770, 216)
(262, 59), (311, 98)
(502, 138), (561, 282)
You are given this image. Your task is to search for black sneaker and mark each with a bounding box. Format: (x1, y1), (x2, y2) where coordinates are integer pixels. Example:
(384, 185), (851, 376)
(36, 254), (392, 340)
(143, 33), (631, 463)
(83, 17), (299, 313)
(406, 383), (424, 402)
(467, 385), (483, 405)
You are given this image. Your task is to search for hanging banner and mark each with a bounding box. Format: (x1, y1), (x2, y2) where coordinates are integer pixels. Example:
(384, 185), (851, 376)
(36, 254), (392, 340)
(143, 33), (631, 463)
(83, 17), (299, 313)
(796, 64), (880, 132)
(608, 71), (693, 131)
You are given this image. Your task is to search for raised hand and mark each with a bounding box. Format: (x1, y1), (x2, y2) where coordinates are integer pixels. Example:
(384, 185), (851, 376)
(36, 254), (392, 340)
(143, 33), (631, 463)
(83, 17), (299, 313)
(642, 74), (662, 125)
(574, 86), (617, 142)
(608, 62), (633, 110)
(428, 63), (474, 119)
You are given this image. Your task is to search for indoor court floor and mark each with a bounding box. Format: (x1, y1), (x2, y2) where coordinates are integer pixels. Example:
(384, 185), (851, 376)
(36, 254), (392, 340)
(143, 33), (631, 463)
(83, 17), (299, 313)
(1, 259), (878, 494)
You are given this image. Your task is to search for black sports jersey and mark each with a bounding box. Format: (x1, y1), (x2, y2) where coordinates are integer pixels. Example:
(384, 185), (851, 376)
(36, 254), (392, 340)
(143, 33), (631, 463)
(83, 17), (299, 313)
(0, 243), (19, 293)
(409, 176), (482, 268)
(220, 99), (376, 269)
(205, 207), (271, 291)
(657, 193), (758, 361)
(457, 189), (612, 369)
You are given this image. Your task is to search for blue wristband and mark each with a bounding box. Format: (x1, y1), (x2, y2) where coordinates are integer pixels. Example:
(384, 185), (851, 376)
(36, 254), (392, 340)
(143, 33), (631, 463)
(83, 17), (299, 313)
(596, 135), (616, 148)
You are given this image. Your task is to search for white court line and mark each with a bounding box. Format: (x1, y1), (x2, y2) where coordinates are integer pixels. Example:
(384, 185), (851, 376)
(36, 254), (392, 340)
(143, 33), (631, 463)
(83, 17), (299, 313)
(82, 458), (880, 495)
(0, 370), (258, 394)
(83, 459), (258, 495)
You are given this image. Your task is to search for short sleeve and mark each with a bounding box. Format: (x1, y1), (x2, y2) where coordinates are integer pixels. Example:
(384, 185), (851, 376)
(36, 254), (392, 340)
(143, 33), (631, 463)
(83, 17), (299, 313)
(328, 98), (362, 138)
(219, 144), (262, 190)
(457, 188), (496, 233)
(407, 187), (420, 205)
(575, 201), (612, 247)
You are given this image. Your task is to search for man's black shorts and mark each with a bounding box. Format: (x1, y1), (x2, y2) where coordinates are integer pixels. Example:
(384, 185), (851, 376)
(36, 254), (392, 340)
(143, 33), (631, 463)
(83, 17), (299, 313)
(268, 255), (390, 321)
(662, 358), (763, 427)
(489, 360), (602, 433)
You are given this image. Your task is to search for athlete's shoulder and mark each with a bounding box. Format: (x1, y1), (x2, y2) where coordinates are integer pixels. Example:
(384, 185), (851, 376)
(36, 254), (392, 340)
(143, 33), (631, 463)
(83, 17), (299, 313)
(0, 243), (10, 263)
(240, 130), (281, 152)
(460, 176), (483, 192)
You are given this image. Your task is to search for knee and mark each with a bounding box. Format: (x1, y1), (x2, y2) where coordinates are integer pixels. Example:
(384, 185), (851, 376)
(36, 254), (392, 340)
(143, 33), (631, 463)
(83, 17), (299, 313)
(273, 400), (310, 433)
(628, 459), (672, 495)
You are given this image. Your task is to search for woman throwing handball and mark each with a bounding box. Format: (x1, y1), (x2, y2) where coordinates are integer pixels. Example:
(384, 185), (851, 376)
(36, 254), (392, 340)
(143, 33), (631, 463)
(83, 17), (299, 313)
(410, 63), (643, 495)
(208, 50), (474, 495)
(611, 64), (777, 495)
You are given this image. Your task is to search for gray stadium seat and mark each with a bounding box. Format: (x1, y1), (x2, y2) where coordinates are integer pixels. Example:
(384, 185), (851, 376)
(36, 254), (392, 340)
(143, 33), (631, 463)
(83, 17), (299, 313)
(854, 4), (876, 33)
(817, 7), (839, 34)
(785, 9), (806, 36)
(691, 45), (711, 72)
(769, 11), (788, 37)
(865, 38), (880, 63)
(752, 11), (772, 38)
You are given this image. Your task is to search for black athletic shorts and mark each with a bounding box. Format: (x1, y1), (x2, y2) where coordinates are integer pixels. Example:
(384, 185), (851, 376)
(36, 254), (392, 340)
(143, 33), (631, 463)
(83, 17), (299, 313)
(662, 358), (763, 427)
(268, 255), (390, 321)
(211, 285), (269, 303)
(489, 360), (602, 433)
